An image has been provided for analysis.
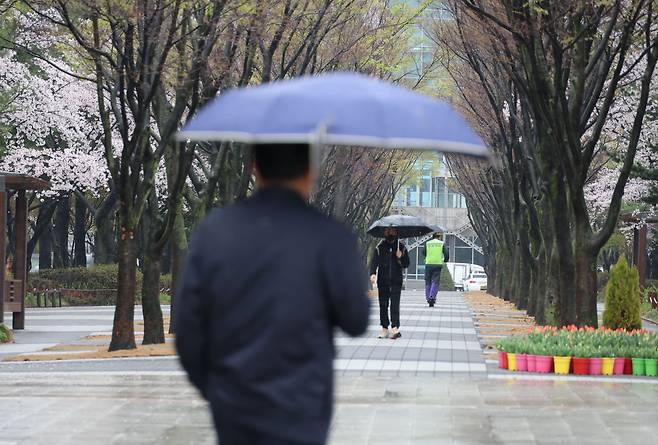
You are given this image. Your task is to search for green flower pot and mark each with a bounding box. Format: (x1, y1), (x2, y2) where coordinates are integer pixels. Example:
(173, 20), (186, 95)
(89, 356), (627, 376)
(632, 357), (645, 376)
(644, 359), (658, 377)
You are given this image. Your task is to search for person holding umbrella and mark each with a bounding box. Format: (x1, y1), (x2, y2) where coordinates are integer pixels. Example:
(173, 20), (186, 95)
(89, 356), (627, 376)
(176, 144), (370, 445)
(175, 71), (490, 445)
(369, 226), (410, 339)
(423, 232), (449, 307)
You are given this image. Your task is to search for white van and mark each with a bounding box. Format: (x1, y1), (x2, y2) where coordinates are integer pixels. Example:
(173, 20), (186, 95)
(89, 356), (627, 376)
(445, 262), (485, 291)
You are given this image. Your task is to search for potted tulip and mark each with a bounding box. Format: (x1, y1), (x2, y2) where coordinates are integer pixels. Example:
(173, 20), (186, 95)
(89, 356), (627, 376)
(526, 341), (539, 373)
(571, 343), (592, 375)
(589, 344), (604, 376)
(495, 338), (509, 370)
(645, 348), (658, 377)
(632, 347), (647, 376)
(553, 335), (572, 375)
(506, 337), (518, 372)
(534, 337), (553, 373)
(515, 338), (529, 372)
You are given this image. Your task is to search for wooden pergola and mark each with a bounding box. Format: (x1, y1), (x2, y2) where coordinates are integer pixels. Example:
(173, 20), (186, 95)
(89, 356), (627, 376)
(0, 173), (50, 329)
(621, 212), (658, 289)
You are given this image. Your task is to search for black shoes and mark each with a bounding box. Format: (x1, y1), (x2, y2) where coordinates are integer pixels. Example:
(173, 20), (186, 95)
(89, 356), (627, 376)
(428, 300), (435, 307)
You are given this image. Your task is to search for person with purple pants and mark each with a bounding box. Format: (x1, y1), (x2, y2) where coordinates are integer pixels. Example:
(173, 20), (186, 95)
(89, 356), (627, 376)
(423, 232), (449, 307)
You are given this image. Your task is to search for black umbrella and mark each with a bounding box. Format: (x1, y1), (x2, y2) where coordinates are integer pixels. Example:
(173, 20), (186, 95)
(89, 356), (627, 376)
(367, 215), (434, 239)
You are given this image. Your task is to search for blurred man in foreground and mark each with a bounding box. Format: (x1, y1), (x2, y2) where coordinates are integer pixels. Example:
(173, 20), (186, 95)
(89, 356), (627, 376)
(175, 143), (370, 445)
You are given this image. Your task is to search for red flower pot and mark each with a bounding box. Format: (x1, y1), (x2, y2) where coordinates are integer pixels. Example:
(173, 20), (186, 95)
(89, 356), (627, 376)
(535, 355), (553, 373)
(623, 357), (633, 375)
(516, 354), (528, 372)
(572, 357), (590, 375)
(589, 358), (602, 375)
(498, 351), (508, 369)
(613, 357), (625, 375)
(526, 354), (537, 372)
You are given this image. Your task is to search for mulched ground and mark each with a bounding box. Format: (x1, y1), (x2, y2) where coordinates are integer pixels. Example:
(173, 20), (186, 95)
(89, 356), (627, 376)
(4, 317), (175, 362)
(464, 291), (536, 361)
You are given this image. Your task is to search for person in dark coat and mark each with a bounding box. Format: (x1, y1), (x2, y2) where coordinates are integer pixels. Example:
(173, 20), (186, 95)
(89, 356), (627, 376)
(369, 227), (410, 339)
(175, 143), (370, 445)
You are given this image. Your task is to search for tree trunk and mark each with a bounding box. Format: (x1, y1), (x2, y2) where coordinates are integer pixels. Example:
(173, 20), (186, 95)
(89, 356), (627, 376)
(141, 250), (165, 344)
(169, 206), (187, 335)
(39, 223), (53, 270)
(516, 252), (531, 310)
(53, 195), (70, 268)
(94, 192), (117, 264)
(73, 195), (88, 267)
(109, 224), (137, 351)
(140, 195), (165, 345)
(575, 247), (598, 327)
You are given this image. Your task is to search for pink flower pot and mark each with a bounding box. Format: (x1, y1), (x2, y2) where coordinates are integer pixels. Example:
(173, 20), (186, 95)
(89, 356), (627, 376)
(526, 354), (537, 373)
(497, 351), (508, 369)
(589, 358), (603, 375)
(535, 355), (553, 373)
(613, 357), (625, 375)
(516, 354), (528, 372)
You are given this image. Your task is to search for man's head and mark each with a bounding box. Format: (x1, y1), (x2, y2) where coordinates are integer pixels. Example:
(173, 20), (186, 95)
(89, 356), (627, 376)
(253, 143), (312, 199)
(384, 227), (398, 243)
(433, 232), (443, 240)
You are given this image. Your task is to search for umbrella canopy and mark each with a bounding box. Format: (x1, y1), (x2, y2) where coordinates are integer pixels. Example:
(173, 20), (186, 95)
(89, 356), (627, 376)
(367, 215), (434, 239)
(429, 224), (447, 233)
(177, 72), (489, 158)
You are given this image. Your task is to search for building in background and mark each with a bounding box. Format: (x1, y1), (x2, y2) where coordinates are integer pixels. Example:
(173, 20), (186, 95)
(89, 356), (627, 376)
(393, 1), (484, 279)
(392, 154), (484, 280)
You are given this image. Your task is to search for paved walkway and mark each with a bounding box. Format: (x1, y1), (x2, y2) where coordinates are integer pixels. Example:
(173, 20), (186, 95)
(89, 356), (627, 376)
(335, 290), (486, 377)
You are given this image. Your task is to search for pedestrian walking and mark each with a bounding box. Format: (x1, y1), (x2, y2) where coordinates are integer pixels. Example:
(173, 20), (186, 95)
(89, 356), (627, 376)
(175, 143), (370, 445)
(423, 232), (449, 307)
(369, 227), (410, 339)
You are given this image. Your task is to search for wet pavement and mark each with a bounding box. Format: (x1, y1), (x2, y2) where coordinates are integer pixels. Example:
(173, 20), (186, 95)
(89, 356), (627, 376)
(1, 372), (657, 444)
(1, 291), (657, 444)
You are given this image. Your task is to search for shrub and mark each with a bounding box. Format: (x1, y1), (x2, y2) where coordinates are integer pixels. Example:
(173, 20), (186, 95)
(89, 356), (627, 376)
(0, 324), (11, 343)
(603, 256), (642, 330)
(440, 266), (455, 292)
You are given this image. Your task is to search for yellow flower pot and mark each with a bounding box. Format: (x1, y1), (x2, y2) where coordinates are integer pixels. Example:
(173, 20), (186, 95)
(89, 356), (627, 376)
(601, 357), (615, 375)
(507, 353), (517, 371)
(553, 356), (571, 375)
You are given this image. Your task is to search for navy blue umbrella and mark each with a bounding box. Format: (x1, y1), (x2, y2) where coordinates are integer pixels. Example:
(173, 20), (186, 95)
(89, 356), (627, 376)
(177, 72), (489, 158)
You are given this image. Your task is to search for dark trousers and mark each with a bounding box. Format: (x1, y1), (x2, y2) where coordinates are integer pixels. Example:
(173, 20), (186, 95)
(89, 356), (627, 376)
(215, 419), (320, 445)
(378, 285), (402, 328)
(424, 264), (442, 286)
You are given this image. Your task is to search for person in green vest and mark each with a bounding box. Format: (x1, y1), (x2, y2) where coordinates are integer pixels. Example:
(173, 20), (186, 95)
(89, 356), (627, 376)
(423, 232), (449, 307)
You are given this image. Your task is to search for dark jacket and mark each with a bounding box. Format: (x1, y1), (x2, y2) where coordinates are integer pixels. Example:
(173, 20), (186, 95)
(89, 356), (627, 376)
(175, 187), (370, 443)
(369, 239), (410, 287)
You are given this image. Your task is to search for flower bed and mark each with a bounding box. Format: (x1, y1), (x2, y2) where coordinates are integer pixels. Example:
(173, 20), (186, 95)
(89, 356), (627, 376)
(496, 326), (658, 377)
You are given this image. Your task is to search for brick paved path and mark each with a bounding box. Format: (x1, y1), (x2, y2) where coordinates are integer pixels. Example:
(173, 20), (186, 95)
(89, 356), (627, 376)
(335, 290), (486, 377)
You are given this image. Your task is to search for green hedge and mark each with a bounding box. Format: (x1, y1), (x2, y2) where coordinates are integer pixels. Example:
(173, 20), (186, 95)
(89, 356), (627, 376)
(29, 264), (140, 291)
(27, 265), (173, 306)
